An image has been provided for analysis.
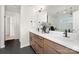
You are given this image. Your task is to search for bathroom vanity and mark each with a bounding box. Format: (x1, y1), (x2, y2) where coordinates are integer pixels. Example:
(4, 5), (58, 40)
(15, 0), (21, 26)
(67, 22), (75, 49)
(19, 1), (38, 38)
(30, 30), (79, 54)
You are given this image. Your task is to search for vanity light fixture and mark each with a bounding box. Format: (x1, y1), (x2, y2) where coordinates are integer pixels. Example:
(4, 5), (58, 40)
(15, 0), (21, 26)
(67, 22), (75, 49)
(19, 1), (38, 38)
(38, 8), (42, 12)
(33, 6), (46, 13)
(63, 7), (79, 15)
(56, 7), (75, 15)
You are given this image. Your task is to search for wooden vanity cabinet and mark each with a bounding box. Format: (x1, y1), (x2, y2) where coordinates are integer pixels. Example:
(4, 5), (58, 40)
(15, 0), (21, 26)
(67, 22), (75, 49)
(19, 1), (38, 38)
(30, 33), (44, 54)
(30, 32), (79, 54)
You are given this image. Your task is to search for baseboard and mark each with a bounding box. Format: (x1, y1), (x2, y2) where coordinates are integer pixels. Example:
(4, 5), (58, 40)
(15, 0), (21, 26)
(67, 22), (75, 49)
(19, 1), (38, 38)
(0, 45), (5, 48)
(20, 43), (30, 48)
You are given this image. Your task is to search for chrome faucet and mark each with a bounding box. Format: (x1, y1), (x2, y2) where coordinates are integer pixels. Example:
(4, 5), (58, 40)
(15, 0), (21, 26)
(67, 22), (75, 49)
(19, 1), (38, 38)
(64, 29), (67, 37)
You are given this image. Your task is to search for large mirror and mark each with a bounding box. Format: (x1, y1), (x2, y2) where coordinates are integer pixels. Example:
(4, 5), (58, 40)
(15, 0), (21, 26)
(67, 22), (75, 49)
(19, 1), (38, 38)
(47, 5), (79, 32)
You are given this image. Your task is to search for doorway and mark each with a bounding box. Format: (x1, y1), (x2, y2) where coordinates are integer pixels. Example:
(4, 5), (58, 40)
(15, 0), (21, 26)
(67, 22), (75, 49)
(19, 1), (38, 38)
(4, 5), (20, 48)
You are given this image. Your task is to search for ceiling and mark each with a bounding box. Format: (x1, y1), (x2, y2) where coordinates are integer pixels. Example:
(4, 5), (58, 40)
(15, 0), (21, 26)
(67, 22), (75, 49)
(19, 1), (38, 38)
(47, 5), (79, 15)
(5, 5), (79, 15)
(5, 5), (20, 13)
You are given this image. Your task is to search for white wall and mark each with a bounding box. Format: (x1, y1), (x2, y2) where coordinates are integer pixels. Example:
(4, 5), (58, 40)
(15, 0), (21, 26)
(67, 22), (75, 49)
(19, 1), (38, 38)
(73, 10), (79, 33)
(20, 5), (47, 48)
(0, 6), (5, 48)
(70, 10), (79, 40)
(73, 10), (79, 37)
(20, 6), (34, 48)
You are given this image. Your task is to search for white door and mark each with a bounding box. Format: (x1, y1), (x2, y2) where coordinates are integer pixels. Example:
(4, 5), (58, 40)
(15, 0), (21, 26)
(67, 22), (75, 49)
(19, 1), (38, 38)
(4, 16), (10, 41)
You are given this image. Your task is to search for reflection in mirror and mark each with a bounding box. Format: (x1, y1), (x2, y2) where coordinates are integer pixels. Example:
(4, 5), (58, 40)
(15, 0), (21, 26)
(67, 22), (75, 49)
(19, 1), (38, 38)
(47, 5), (79, 32)
(48, 13), (73, 32)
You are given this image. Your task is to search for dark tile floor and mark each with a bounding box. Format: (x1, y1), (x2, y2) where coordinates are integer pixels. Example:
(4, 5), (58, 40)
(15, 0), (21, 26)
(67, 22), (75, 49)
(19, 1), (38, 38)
(0, 39), (35, 54)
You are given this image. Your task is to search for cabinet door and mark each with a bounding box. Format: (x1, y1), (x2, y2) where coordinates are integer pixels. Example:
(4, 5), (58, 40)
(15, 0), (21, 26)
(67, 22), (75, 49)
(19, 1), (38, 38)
(44, 39), (78, 54)
(32, 41), (43, 54)
(53, 43), (78, 54)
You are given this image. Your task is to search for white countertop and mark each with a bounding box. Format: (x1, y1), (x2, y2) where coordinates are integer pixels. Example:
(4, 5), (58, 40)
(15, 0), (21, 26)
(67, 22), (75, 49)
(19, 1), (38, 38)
(30, 30), (79, 52)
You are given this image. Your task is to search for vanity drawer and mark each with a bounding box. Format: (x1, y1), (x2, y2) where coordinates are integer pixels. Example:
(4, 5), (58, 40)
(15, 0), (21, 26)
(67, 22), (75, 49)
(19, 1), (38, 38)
(31, 39), (43, 54)
(31, 40), (39, 53)
(32, 34), (44, 47)
(31, 33), (44, 42)
(37, 35), (44, 44)
(30, 33), (37, 39)
(36, 41), (44, 54)
(44, 44), (58, 54)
